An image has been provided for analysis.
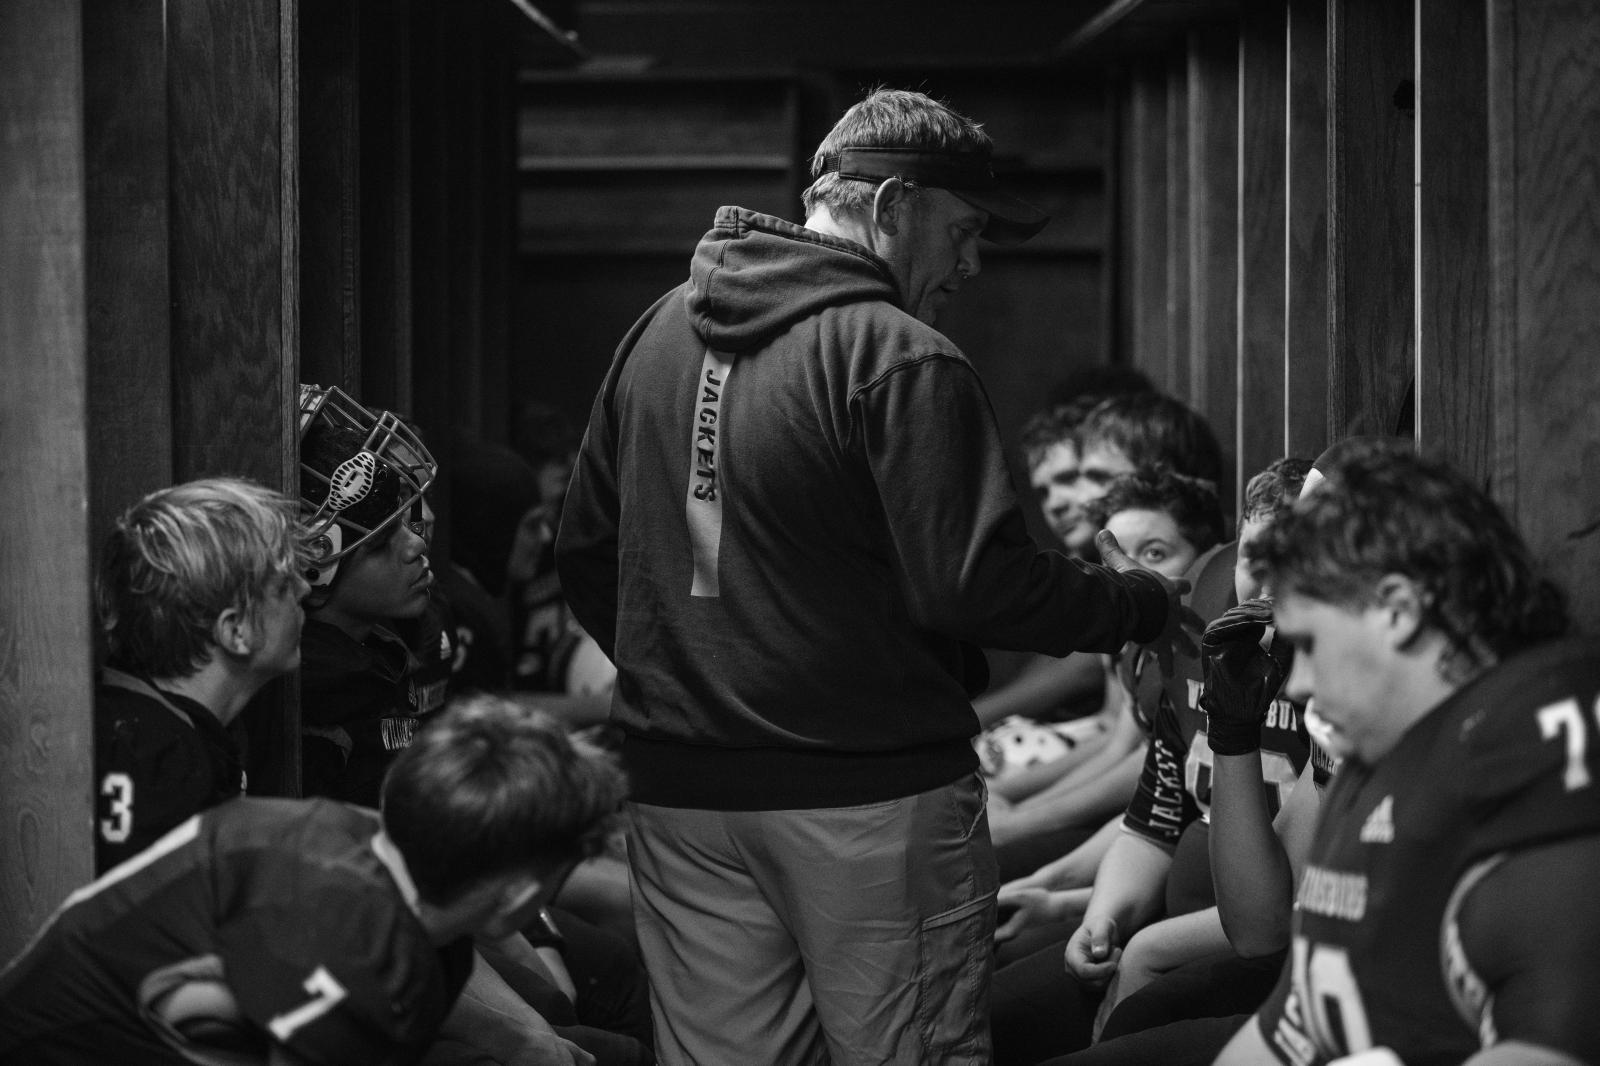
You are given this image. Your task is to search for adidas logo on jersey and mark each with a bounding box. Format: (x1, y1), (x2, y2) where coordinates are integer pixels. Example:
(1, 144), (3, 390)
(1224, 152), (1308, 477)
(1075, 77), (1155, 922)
(1360, 795), (1395, 844)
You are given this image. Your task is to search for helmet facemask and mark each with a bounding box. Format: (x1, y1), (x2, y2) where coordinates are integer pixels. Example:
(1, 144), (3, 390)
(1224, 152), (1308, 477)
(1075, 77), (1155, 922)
(298, 384), (437, 588)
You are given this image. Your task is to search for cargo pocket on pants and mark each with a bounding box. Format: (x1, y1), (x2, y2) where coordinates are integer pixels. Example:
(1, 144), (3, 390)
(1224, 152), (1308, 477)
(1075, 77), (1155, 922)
(916, 891), (995, 1062)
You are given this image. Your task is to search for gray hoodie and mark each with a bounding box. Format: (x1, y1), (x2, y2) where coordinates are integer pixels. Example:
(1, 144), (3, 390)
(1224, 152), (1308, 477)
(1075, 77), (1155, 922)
(558, 206), (1167, 809)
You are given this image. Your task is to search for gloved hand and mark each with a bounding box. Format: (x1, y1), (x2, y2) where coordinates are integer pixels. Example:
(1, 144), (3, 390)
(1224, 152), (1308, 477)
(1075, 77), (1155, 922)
(1198, 598), (1294, 755)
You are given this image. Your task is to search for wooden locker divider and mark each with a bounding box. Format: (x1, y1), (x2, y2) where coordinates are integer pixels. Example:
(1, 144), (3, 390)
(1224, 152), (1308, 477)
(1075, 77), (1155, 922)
(1237, 0), (1290, 499)
(84, 0), (174, 558)
(1487, 0), (1600, 632)
(1327, 0), (1414, 440)
(1164, 52), (1192, 400)
(167, 0), (301, 797)
(0, 0), (96, 964)
(1126, 63), (1171, 378)
(1284, 0), (1329, 458)
(1187, 27), (1240, 513)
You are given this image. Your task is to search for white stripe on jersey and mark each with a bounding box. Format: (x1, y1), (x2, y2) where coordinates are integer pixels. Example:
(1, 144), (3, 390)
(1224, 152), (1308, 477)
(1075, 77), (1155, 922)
(0, 814), (201, 983)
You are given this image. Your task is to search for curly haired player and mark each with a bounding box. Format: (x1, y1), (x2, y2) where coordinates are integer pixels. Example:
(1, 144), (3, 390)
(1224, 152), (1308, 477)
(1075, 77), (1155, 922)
(1215, 440), (1597, 1066)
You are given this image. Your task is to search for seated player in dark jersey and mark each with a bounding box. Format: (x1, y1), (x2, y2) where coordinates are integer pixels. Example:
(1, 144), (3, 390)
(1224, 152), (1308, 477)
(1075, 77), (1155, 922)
(0, 695), (627, 1066)
(1215, 439), (1598, 1066)
(297, 392), (651, 1065)
(987, 393), (1227, 878)
(1034, 458), (1319, 1066)
(297, 383), (441, 807)
(92, 477), (310, 873)
(991, 466), (1236, 1064)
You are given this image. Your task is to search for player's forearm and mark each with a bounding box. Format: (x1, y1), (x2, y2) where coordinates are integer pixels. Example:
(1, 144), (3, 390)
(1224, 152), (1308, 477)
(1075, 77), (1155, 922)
(515, 692), (612, 730)
(1082, 830), (1172, 939)
(1122, 907), (1232, 973)
(1209, 751), (1294, 956)
(1011, 750), (1142, 837)
(1020, 813), (1123, 889)
(1019, 735), (1143, 808)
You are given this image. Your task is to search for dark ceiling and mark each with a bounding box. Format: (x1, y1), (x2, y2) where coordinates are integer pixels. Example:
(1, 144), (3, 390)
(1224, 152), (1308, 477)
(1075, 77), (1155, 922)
(515, 0), (1114, 72)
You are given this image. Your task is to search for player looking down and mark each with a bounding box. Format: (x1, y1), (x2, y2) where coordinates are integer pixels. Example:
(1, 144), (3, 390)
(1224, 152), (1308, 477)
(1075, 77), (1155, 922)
(0, 696), (628, 1066)
(1214, 440), (1598, 1066)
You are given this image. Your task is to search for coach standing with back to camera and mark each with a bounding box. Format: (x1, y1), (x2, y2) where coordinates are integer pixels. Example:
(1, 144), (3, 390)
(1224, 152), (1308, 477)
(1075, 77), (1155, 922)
(558, 86), (1186, 1065)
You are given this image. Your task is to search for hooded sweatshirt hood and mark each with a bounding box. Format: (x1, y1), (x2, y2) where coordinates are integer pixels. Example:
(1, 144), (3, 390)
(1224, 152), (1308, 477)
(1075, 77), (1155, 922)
(685, 208), (900, 352)
(556, 204), (1170, 811)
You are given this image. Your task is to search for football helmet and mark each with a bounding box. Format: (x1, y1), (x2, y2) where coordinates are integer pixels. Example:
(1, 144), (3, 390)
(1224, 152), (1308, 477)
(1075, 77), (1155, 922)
(298, 384), (436, 587)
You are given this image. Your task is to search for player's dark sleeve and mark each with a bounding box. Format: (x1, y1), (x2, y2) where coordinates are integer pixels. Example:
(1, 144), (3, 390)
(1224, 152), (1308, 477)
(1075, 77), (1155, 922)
(1122, 695), (1198, 850)
(1452, 833), (1600, 1063)
(1462, 640), (1600, 858)
(216, 879), (466, 1064)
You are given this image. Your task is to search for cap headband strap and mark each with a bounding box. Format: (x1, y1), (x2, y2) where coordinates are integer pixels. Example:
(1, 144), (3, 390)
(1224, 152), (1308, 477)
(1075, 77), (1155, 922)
(819, 147), (998, 192)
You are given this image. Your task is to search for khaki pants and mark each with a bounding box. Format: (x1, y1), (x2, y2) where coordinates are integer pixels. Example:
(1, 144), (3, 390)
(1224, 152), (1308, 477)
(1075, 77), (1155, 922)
(627, 773), (998, 1066)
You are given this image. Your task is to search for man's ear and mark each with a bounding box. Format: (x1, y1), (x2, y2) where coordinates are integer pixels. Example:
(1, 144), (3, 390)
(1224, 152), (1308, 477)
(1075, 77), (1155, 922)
(213, 605), (255, 659)
(477, 874), (545, 939)
(1374, 573), (1426, 648)
(872, 177), (909, 235)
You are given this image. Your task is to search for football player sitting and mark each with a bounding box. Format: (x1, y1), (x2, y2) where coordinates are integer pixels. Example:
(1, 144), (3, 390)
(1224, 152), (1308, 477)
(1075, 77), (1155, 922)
(0, 696), (625, 1066)
(1215, 440), (1599, 1066)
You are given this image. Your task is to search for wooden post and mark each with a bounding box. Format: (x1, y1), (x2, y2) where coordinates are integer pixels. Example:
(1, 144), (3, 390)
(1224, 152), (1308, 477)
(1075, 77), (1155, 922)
(1328, 0), (1414, 439)
(1126, 63), (1170, 378)
(1188, 26), (1240, 512)
(1237, 0), (1290, 497)
(0, 0), (96, 959)
(1285, 0), (1329, 458)
(1416, 0), (1492, 485)
(1487, 0), (1600, 631)
(167, 0), (301, 795)
(84, 0), (174, 558)
(1165, 53), (1192, 399)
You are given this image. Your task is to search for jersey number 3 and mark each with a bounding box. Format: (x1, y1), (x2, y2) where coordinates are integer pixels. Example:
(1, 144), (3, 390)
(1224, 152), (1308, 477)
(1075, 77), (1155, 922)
(99, 772), (134, 844)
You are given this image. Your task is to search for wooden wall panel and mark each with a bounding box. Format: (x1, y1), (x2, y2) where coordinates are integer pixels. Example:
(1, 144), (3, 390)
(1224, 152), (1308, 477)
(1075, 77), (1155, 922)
(1285, 0), (1329, 458)
(1187, 27), (1240, 512)
(1126, 64), (1170, 376)
(167, 0), (301, 796)
(408, 0), (459, 559)
(1111, 71), (1135, 363)
(1164, 53), (1192, 399)
(478, 6), (516, 446)
(1417, 0), (1491, 486)
(1327, 0), (1414, 439)
(83, 0), (173, 558)
(167, 0), (299, 487)
(1237, 0), (1289, 497)
(0, 0), (95, 961)
(299, 0), (362, 394)
(358, 0), (414, 420)
(1488, 0), (1600, 632)
(941, 259), (1110, 548)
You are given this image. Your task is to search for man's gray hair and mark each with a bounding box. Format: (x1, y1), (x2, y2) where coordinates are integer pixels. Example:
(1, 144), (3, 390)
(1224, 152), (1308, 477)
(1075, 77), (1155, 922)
(802, 88), (993, 218)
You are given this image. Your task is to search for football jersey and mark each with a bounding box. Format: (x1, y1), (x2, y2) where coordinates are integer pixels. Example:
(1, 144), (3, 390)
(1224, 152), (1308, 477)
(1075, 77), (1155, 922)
(1257, 639), (1600, 1066)
(1123, 543), (1308, 846)
(94, 669), (245, 874)
(300, 619), (434, 806)
(0, 798), (472, 1066)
